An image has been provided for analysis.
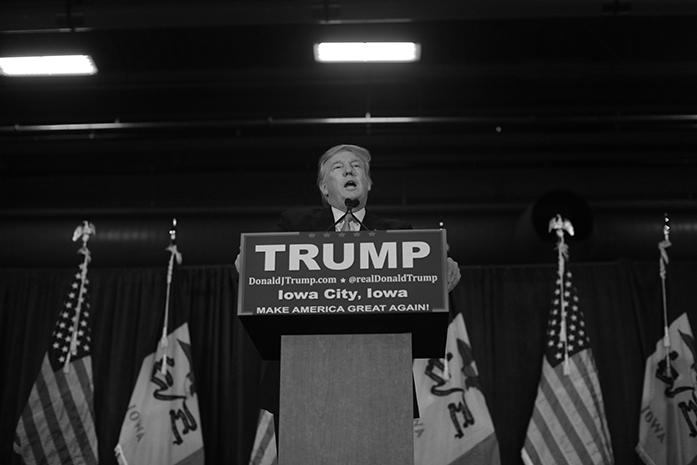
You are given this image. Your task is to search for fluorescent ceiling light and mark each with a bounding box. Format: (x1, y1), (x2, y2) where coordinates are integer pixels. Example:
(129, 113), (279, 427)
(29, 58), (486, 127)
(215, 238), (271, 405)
(314, 42), (420, 63)
(0, 55), (97, 76)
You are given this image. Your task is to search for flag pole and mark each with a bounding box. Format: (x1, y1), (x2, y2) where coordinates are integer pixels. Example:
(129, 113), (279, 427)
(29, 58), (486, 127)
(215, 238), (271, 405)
(658, 213), (671, 378)
(548, 214), (575, 376)
(438, 219), (450, 381)
(64, 220), (95, 372)
(160, 218), (183, 375)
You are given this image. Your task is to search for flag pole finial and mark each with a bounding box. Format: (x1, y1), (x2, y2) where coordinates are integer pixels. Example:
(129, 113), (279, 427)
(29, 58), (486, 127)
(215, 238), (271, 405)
(170, 218), (177, 242)
(72, 220), (96, 261)
(548, 214), (575, 238)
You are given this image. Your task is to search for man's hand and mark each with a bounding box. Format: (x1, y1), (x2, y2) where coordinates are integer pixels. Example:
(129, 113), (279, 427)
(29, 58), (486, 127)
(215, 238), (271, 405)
(446, 257), (461, 292)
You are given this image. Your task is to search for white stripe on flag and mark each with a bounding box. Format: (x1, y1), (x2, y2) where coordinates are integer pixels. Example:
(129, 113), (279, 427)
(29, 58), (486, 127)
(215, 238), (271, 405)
(14, 355), (98, 465)
(533, 382), (583, 464)
(544, 360), (602, 464)
(564, 355), (612, 463)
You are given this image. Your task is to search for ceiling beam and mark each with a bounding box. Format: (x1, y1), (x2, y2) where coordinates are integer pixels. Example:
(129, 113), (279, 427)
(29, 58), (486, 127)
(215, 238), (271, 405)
(1, 0), (691, 33)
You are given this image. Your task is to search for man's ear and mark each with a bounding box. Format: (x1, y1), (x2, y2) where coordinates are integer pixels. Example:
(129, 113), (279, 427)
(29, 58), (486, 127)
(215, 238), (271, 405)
(320, 182), (328, 197)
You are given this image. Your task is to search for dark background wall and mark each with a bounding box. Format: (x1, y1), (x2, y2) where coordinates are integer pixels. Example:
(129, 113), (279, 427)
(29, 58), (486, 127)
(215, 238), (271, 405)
(2, 131), (696, 267)
(2, 2), (697, 267)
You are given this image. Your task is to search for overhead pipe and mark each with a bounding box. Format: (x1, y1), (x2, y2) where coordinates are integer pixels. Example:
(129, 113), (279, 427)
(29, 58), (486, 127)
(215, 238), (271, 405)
(4, 113), (697, 136)
(0, 0), (630, 34)
(2, 200), (696, 268)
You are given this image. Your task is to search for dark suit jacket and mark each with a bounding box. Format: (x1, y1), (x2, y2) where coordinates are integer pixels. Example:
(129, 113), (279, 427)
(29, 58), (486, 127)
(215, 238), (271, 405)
(278, 207), (412, 232)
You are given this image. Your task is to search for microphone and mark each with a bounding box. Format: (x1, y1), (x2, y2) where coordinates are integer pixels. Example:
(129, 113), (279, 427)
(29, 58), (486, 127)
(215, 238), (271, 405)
(329, 198), (370, 231)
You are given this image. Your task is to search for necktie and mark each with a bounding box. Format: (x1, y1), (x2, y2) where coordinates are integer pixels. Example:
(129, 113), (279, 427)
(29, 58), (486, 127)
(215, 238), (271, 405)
(340, 214), (354, 232)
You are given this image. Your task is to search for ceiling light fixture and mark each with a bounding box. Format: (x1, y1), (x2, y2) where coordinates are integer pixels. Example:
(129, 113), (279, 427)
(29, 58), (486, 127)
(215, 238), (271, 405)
(314, 42), (420, 63)
(0, 55), (97, 76)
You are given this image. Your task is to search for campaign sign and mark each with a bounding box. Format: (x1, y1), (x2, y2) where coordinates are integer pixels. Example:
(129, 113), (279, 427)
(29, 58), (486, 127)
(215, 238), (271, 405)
(237, 229), (448, 316)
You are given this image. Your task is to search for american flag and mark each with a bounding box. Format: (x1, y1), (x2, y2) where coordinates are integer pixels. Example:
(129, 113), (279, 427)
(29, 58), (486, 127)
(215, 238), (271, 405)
(521, 269), (614, 465)
(13, 260), (98, 465)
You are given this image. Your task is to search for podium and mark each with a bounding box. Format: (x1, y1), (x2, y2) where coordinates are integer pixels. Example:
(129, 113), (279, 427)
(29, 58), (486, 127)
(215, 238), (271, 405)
(238, 230), (449, 465)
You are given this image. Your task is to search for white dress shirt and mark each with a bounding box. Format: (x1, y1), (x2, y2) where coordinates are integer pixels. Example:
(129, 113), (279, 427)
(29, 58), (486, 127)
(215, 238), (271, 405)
(331, 206), (365, 231)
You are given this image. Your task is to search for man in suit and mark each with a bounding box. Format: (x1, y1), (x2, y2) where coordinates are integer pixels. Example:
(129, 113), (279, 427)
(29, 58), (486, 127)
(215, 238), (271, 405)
(278, 143), (461, 291)
(252, 144), (461, 450)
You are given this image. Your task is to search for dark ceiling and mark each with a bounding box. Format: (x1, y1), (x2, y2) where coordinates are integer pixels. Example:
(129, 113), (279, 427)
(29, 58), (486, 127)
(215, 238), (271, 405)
(3, 2), (697, 131)
(1, 1), (697, 266)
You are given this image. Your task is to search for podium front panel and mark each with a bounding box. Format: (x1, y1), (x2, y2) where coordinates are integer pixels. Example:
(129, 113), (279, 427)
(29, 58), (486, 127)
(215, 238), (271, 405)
(279, 333), (413, 465)
(237, 229), (449, 358)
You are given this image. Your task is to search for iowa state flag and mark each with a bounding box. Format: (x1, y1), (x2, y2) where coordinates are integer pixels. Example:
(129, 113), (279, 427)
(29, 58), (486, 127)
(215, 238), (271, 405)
(637, 312), (697, 465)
(115, 322), (204, 465)
(413, 313), (500, 465)
(248, 409), (277, 465)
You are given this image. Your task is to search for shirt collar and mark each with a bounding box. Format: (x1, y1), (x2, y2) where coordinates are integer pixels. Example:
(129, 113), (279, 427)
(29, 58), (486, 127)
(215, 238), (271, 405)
(331, 206), (366, 224)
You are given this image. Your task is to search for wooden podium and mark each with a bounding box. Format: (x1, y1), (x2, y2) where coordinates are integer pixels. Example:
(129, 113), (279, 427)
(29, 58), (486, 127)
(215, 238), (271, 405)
(279, 333), (413, 465)
(237, 230), (449, 465)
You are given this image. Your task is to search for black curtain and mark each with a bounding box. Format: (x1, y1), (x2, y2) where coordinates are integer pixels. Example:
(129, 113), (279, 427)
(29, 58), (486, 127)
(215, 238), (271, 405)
(2, 261), (696, 465)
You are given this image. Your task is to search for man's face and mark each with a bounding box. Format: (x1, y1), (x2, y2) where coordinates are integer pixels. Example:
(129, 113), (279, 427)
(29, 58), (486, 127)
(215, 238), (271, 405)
(320, 150), (371, 210)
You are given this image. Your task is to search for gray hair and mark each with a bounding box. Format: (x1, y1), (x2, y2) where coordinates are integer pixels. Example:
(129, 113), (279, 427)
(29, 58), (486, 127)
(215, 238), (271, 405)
(316, 144), (373, 204)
